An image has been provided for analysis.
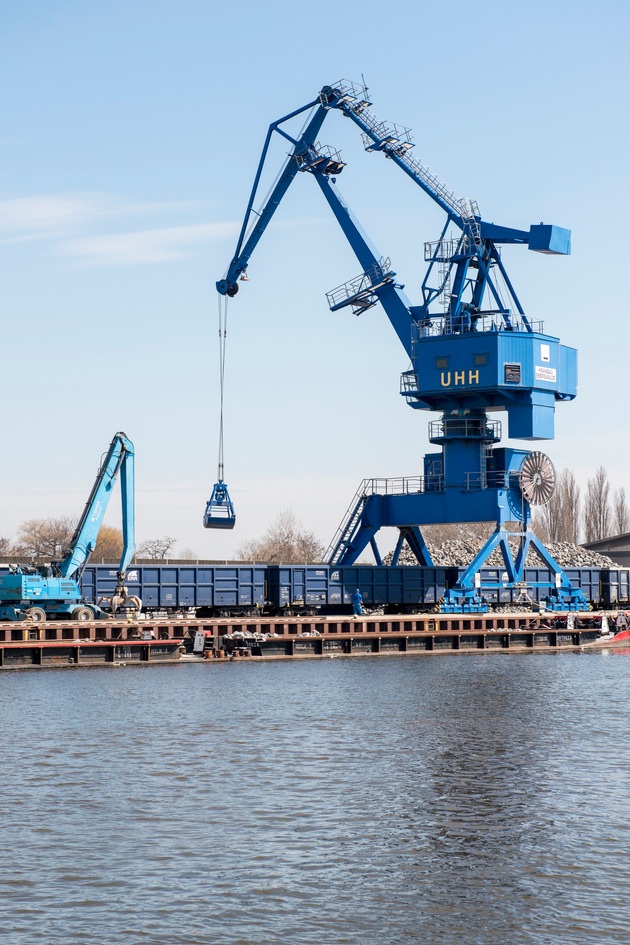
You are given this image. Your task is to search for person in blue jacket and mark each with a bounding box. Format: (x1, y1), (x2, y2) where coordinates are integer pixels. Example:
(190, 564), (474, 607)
(352, 587), (363, 618)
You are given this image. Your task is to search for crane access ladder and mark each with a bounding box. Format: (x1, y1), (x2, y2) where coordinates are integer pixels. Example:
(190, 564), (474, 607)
(325, 481), (370, 565)
(324, 476), (430, 567)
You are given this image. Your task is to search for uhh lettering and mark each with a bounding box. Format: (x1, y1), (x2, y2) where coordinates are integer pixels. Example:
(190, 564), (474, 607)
(440, 370), (480, 387)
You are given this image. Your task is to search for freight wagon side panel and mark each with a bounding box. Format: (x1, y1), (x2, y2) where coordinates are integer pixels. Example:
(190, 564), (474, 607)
(266, 566), (317, 608)
(326, 568), (344, 605)
(195, 568), (214, 607)
(81, 567), (96, 603)
(290, 568), (306, 604)
(386, 568), (405, 606)
(176, 568), (197, 606)
(157, 568), (178, 607)
(214, 567), (239, 607)
(565, 568), (601, 605)
(133, 567), (160, 608)
(600, 568), (630, 606)
(337, 566), (372, 605)
(236, 567), (266, 607)
(337, 566), (386, 605)
(402, 568), (423, 605)
(304, 568), (332, 606)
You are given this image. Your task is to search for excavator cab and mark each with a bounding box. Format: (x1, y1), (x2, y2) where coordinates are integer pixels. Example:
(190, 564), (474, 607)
(203, 480), (236, 530)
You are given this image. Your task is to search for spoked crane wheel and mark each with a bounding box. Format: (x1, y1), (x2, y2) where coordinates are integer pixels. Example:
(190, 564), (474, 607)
(519, 451), (556, 506)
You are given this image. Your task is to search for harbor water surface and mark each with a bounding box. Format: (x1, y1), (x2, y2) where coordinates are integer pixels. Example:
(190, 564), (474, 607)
(1, 651), (629, 944)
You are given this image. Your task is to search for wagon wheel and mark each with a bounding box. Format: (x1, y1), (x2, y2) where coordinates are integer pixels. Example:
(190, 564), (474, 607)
(518, 451), (556, 506)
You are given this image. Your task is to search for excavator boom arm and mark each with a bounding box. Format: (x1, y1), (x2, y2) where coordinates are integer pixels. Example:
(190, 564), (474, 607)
(57, 432), (135, 581)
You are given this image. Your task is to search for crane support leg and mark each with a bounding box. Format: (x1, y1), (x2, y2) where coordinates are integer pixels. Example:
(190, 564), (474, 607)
(391, 526), (434, 567)
(440, 527), (589, 613)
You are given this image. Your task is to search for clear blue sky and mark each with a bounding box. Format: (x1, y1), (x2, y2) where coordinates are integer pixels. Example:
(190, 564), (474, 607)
(1, 0), (628, 558)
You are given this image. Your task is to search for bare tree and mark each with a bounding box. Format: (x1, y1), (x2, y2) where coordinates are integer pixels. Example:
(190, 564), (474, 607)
(584, 466), (611, 543)
(612, 487), (630, 536)
(0, 536), (14, 556)
(237, 510), (325, 563)
(179, 547), (198, 560)
(136, 536), (177, 559)
(93, 526), (124, 562)
(534, 468), (581, 544)
(15, 516), (77, 560)
(562, 471), (582, 544)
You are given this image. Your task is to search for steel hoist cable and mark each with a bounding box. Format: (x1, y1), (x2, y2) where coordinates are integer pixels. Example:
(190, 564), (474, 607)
(202, 294), (236, 529)
(217, 292), (228, 481)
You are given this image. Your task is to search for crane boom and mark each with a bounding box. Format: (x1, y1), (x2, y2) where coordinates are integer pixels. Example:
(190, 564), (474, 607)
(309, 172), (415, 356)
(320, 81), (570, 251)
(217, 99), (327, 297)
(58, 431), (135, 581)
(217, 80), (570, 336)
(320, 82), (470, 224)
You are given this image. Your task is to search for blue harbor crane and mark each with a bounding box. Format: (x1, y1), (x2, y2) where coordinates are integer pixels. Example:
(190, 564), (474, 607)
(217, 80), (586, 612)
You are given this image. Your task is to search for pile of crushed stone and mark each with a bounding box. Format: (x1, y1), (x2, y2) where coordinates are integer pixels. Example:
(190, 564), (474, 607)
(383, 529), (615, 569)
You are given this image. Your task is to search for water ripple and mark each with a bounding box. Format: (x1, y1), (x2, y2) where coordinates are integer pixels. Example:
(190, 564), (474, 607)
(0, 655), (629, 943)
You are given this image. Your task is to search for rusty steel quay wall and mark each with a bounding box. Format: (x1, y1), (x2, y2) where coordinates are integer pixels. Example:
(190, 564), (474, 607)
(0, 611), (612, 670)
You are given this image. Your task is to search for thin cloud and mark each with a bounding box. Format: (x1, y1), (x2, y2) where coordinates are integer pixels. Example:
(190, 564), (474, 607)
(0, 135), (23, 149)
(0, 191), (213, 244)
(0, 190), (312, 266)
(57, 222), (239, 267)
(0, 191), (238, 267)
(0, 193), (108, 242)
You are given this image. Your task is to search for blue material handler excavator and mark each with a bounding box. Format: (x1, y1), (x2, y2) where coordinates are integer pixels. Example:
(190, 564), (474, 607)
(0, 432), (137, 621)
